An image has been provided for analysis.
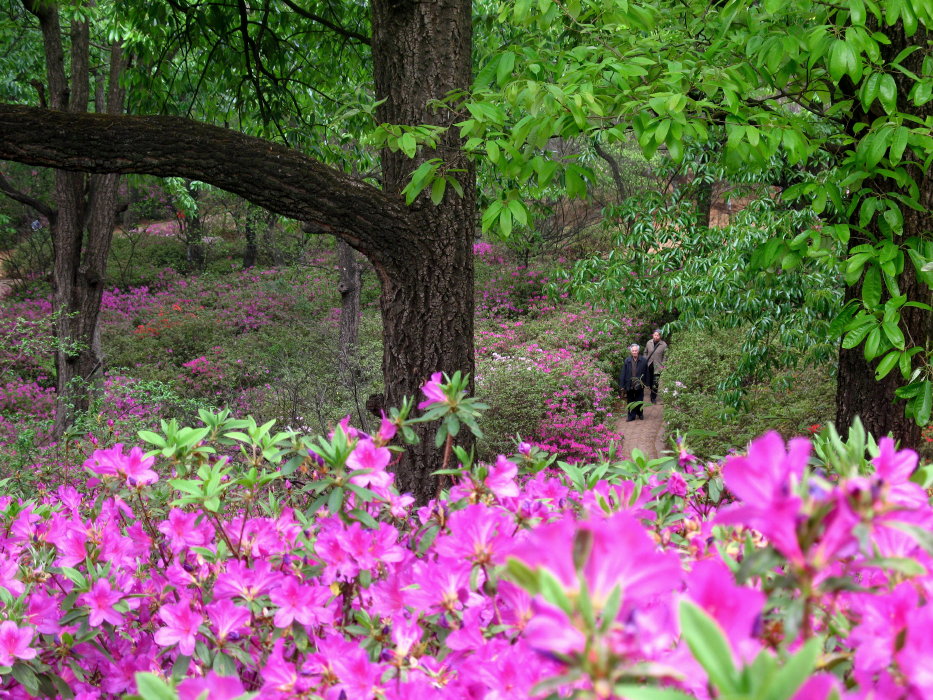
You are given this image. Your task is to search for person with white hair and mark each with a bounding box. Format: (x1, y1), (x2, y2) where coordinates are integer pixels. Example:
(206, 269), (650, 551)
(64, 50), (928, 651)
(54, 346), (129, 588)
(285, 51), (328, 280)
(645, 329), (668, 404)
(619, 342), (649, 421)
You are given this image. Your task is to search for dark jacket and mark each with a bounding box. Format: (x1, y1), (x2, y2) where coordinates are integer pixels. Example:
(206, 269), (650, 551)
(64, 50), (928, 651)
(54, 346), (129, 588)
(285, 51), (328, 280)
(620, 355), (649, 392)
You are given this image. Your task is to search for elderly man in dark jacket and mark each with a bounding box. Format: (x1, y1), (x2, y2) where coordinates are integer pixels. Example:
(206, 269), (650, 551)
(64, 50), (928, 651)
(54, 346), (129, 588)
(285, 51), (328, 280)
(620, 343), (649, 421)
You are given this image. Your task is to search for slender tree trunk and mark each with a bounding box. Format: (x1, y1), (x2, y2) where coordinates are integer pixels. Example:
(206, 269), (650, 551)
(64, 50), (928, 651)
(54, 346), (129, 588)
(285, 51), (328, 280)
(26, 0), (126, 436)
(337, 238), (361, 357)
(372, 0), (476, 501)
(696, 178), (713, 229)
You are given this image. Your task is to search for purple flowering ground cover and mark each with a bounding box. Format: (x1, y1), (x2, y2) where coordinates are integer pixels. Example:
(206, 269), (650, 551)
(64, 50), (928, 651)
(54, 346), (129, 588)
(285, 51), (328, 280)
(0, 241), (931, 698)
(0, 374), (930, 698)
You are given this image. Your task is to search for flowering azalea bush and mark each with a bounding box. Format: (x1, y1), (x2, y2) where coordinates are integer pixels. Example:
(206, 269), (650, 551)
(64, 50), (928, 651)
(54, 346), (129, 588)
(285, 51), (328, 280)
(0, 372), (929, 699)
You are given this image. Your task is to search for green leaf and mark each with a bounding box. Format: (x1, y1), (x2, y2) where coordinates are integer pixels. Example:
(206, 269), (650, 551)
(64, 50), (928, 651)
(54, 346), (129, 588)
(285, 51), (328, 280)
(327, 486), (345, 515)
(762, 638), (821, 700)
(613, 687), (694, 700)
(879, 73), (898, 113)
(10, 664), (40, 696)
(864, 326), (883, 360)
(678, 600), (738, 693)
(430, 176), (446, 205)
(497, 51), (516, 85)
(918, 381), (933, 426)
(875, 350), (901, 379)
(398, 133), (417, 158)
(134, 673), (177, 700)
(882, 320), (905, 349)
(889, 126), (909, 164)
(861, 265), (882, 307)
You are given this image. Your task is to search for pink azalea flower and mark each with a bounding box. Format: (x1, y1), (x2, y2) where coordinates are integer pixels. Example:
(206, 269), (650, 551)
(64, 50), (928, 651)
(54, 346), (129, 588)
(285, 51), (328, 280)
(523, 599), (587, 655)
(331, 645), (387, 700)
(417, 372), (447, 410)
(26, 591), (62, 634)
(685, 559), (764, 653)
(872, 437), (926, 508)
(486, 456), (519, 499)
(269, 577), (334, 628)
(83, 443), (158, 486)
(206, 599), (251, 643)
(262, 638), (299, 693)
(512, 511), (682, 608)
(376, 413), (397, 442)
(434, 504), (514, 566)
(213, 559), (281, 600)
(0, 553), (24, 597)
(0, 621), (36, 665)
(158, 509), (211, 552)
(80, 578), (123, 627)
(897, 604), (933, 694)
(177, 672), (246, 700)
(717, 431), (809, 566)
(154, 599), (203, 656)
(347, 439), (393, 491)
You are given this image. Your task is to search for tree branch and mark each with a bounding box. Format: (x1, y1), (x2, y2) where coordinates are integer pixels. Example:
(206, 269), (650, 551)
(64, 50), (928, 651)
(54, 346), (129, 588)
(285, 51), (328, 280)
(0, 171), (55, 220)
(0, 103), (414, 260)
(279, 0), (370, 45)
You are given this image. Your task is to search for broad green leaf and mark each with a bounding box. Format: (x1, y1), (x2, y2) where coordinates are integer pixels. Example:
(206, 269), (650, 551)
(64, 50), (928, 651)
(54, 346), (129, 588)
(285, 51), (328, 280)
(875, 350), (901, 379)
(678, 600), (738, 693)
(879, 73), (898, 113)
(134, 673), (176, 700)
(762, 638), (822, 700)
(882, 320), (905, 349)
(918, 381), (933, 426)
(497, 51), (516, 86)
(861, 265), (882, 307)
(430, 176), (446, 205)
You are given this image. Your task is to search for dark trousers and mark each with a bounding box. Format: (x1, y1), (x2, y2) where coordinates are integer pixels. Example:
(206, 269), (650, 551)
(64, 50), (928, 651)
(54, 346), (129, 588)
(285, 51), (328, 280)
(648, 367), (661, 402)
(626, 387), (644, 419)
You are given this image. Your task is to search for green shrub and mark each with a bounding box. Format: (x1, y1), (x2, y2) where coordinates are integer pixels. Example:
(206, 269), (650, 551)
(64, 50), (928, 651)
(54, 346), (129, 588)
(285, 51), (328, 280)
(663, 327), (836, 458)
(475, 353), (561, 460)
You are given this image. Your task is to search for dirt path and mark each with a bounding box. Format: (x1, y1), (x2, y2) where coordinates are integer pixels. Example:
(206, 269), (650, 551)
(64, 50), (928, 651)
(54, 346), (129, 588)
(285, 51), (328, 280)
(616, 400), (666, 461)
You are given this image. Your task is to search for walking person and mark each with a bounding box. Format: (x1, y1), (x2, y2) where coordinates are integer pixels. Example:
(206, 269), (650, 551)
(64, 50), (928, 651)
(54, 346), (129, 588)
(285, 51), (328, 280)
(645, 329), (668, 404)
(620, 343), (649, 421)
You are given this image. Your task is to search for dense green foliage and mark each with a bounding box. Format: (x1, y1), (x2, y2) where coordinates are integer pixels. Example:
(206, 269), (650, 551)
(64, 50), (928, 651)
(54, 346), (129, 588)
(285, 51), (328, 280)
(663, 327), (837, 458)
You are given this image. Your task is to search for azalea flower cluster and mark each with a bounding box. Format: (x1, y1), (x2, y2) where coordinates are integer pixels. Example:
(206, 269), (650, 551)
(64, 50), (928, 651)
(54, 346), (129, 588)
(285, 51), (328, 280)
(0, 373), (929, 699)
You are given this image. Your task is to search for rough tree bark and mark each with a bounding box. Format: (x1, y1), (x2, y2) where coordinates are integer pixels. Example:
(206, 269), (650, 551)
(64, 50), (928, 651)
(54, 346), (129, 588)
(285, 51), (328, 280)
(0, 0), (475, 501)
(19, 1), (126, 436)
(835, 22), (932, 446)
(371, 0), (476, 499)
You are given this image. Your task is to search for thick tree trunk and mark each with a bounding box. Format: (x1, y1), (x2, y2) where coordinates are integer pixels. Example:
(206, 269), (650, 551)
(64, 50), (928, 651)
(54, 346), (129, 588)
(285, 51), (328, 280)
(835, 22), (932, 447)
(371, 0), (475, 501)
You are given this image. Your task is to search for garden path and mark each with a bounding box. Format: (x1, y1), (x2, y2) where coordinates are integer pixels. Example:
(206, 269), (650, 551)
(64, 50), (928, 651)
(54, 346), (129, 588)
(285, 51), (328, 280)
(617, 400), (666, 461)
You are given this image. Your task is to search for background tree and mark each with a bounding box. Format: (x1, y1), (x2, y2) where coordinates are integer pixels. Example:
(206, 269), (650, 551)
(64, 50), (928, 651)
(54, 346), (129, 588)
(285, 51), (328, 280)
(0, 1), (126, 435)
(0, 0), (474, 501)
(461, 0), (932, 444)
